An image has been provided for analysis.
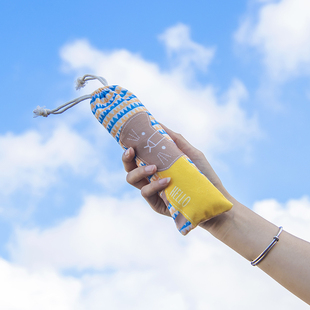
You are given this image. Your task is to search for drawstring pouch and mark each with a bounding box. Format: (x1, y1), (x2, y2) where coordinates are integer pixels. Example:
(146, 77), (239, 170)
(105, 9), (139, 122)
(34, 75), (233, 235)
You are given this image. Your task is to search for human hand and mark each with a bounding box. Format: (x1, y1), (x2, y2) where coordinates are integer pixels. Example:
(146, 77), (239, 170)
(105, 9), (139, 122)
(159, 124), (223, 189)
(122, 145), (171, 217)
(122, 124), (230, 221)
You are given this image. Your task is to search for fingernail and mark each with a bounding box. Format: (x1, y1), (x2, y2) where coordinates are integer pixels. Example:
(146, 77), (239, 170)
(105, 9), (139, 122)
(125, 148), (131, 157)
(159, 177), (171, 185)
(145, 165), (156, 173)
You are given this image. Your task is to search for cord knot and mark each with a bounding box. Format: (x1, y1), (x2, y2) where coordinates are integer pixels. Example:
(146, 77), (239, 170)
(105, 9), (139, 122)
(75, 77), (87, 90)
(33, 106), (51, 118)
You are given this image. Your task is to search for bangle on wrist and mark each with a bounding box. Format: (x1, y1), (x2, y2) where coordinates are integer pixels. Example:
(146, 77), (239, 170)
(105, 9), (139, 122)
(251, 226), (283, 266)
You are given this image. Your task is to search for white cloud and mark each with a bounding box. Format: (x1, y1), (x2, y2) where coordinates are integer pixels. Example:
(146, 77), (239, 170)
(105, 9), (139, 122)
(7, 194), (310, 309)
(158, 23), (215, 75)
(0, 125), (96, 196)
(0, 258), (81, 310)
(8, 195), (180, 270)
(6, 23), (310, 309)
(253, 195), (310, 241)
(60, 26), (259, 160)
(235, 0), (310, 79)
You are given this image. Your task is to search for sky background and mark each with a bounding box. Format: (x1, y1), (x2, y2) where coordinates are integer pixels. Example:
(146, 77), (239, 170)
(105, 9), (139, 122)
(1, 0), (310, 309)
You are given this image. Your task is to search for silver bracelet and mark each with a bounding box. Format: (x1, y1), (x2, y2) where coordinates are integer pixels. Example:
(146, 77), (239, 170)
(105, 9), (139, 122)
(251, 226), (283, 266)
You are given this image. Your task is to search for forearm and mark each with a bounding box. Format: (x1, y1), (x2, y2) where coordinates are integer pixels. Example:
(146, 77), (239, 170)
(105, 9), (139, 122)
(200, 186), (310, 305)
(122, 130), (310, 303)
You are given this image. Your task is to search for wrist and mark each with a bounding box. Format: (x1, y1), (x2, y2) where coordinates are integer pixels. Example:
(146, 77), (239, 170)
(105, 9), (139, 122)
(199, 184), (238, 240)
(199, 203), (236, 238)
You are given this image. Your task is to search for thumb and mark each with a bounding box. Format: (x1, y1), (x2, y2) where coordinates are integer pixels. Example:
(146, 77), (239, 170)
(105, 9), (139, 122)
(160, 123), (200, 158)
(160, 123), (222, 186)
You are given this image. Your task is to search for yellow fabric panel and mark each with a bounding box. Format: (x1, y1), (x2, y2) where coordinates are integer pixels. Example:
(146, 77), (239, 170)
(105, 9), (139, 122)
(157, 156), (233, 227)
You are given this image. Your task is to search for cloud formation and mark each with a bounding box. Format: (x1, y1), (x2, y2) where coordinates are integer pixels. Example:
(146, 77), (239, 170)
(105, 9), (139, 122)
(253, 195), (310, 241)
(3, 23), (309, 309)
(0, 258), (81, 310)
(60, 24), (259, 160)
(0, 126), (95, 196)
(6, 195), (310, 309)
(235, 0), (310, 80)
(9, 196), (174, 270)
(158, 23), (215, 74)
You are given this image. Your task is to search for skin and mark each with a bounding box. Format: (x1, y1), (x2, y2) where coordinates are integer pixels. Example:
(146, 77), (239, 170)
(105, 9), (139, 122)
(122, 124), (310, 305)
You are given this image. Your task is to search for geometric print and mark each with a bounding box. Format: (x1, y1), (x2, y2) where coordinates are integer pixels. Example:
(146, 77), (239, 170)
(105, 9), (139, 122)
(90, 85), (193, 235)
(90, 85), (172, 145)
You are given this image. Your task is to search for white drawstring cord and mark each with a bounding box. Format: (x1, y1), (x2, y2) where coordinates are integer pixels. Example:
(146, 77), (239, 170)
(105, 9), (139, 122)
(75, 74), (108, 90)
(33, 94), (92, 117)
(33, 74), (108, 118)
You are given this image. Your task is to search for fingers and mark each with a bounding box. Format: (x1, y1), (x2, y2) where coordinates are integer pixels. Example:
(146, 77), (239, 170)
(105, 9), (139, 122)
(140, 177), (171, 199)
(126, 164), (156, 190)
(122, 147), (150, 189)
(122, 147), (171, 216)
(123, 147), (169, 190)
(122, 148), (170, 216)
(122, 147), (137, 173)
(141, 177), (171, 217)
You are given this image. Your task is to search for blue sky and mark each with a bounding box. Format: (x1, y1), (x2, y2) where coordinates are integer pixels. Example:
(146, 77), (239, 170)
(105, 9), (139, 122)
(1, 0), (310, 309)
